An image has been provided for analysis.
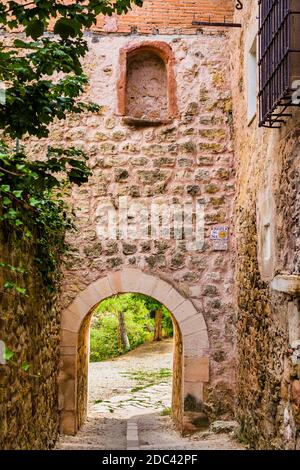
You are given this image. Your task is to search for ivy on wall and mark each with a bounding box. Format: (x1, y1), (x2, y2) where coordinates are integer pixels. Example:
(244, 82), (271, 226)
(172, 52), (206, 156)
(0, 142), (91, 293)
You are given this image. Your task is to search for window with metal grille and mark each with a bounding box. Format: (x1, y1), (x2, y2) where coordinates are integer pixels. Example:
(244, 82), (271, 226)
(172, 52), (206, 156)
(258, 0), (300, 128)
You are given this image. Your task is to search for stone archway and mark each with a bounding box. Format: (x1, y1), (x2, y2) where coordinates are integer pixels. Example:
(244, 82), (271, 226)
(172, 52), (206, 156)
(58, 268), (209, 435)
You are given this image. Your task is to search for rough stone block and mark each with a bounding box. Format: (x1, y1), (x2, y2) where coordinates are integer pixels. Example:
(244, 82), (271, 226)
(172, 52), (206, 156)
(121, 268), (142, 293)
(60, 355), (76, 379)
(151, 279), (173, 306)
(60, 329), (78, 348)
(182, 412), (209, 434)
(61, 307), (82, 333)
(60, 346), (77, 356)
(184, 382), (204, 402)
(184, 357), (209, 382)
(138, 272), (158, 297)
(92, 276), (114, 300)
(78, 284), (102, 312)
(107, 271), (122, 295)
(184, 333), (209, 357)
(58, 379), (76, 411)
(173, 301), (197, 324)
(271, 275), (300, 296)
(164, 289), (186, 313)
(68, 296), (91, 322)
(180, 314), (208, 338)
(60, 411), (77, 435)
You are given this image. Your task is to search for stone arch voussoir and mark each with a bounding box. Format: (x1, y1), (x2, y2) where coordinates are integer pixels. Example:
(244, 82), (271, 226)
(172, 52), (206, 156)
(59, 268), (209, 435)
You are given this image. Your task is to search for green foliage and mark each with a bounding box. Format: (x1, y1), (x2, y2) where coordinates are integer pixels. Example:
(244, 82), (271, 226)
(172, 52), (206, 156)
(2, 345), (38, 377)
(132, 293), (173, 337)
(3, 346), (14, 362)
(161, 406), (172, 416)
(0, 36), (93, 138)
(90, 294), (173, 362)
(0, 1), (143, 294)
(0, 1), (143, 138)
(0, 141), (91, 291)
(121, 368), (172, 392)
(21, 361), (30, 372)
(90, 313), (119, 362)
(0, 1), (143, 374)
(162, 309), (173, 337)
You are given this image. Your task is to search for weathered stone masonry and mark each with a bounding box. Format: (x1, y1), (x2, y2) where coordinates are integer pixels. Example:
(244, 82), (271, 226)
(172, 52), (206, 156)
(3, 0), (300, 450)
(1, 1), (237, 446)
(231, 3), (300, 450)
(61, 270), (208, 435)
(44, 31), (237, 434)
(0, 222), (60, 450)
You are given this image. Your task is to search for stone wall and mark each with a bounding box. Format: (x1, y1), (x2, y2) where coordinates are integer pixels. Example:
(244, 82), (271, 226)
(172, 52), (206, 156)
(77, 311), (92, 429)
(0, 222), (60, 449)
(47, 31), (236, 421)
(231, 3), (300, 450)
(171, 317), (183, 428)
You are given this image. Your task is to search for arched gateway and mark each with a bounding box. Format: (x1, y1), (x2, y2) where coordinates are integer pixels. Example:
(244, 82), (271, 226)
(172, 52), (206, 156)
(58, 268), (209, 435)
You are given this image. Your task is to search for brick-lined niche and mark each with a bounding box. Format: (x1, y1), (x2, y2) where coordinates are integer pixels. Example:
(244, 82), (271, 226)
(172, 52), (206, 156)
(127, 51), (167, 120)
(117, 41), (178, 125)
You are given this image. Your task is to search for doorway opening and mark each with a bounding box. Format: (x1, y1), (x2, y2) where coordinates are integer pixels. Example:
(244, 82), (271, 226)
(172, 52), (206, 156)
(77, 292), (182, 431)
(59, 269), (209, 436)
(88, 293), (175, 421)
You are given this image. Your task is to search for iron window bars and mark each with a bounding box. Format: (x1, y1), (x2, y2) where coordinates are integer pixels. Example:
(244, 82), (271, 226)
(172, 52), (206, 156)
(258, 0), (300, 128)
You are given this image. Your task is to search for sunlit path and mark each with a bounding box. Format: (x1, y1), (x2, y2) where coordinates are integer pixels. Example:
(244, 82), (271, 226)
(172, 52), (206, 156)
(56, 340), (244, 450)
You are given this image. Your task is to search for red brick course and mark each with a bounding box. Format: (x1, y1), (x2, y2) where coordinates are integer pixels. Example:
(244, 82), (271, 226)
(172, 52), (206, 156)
(95, 0), (234, 34)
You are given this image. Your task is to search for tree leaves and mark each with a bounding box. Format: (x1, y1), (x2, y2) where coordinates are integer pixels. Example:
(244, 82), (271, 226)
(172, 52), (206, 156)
(0, 75), (98, 138)
(25, 19), (45, 40)
(90, 293), (172, 361)
(4, 281), (26, 295)
(14, 39), (38, 49)
(54, 18), (78, 40)
(1, 346), (31, 373)
(0, 1), (142, 292)
(0, 1), (142, 138)
(0, 141), (91, 289)
(1, 1), (143, 40)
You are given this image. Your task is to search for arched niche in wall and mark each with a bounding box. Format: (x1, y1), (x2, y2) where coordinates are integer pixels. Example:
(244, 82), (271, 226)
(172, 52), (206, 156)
(117, 41), (178, 126)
